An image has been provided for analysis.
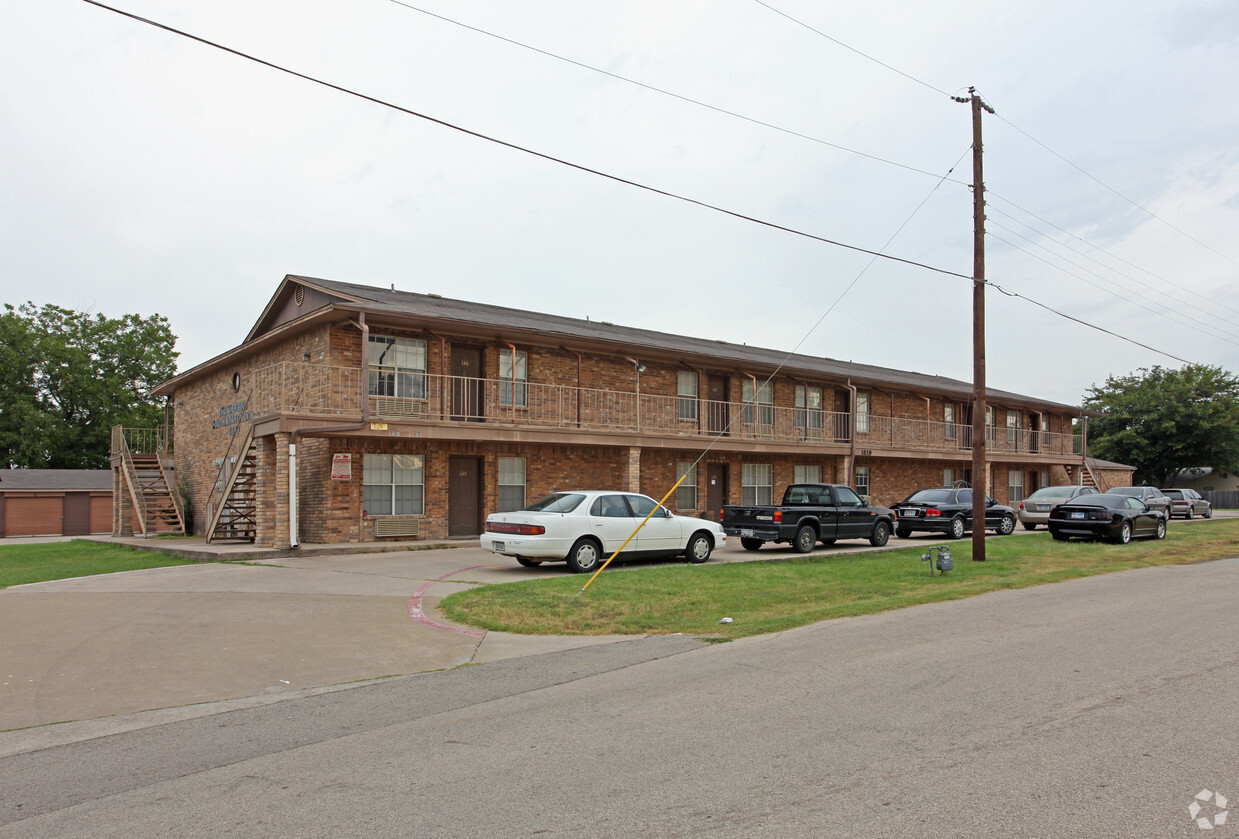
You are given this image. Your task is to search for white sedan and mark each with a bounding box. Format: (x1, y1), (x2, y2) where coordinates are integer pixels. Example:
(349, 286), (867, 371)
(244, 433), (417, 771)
(481, 490), (728, 573)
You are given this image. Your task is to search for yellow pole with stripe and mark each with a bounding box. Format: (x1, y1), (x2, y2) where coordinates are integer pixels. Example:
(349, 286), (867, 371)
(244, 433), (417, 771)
(576, 473), (688, 597)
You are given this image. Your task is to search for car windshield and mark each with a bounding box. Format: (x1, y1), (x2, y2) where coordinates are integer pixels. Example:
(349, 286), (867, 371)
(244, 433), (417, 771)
(905, 489), (955, 504)
(1162, 490), (1185, 499)
(1028, 486), (1081, 500)
(524, 493), (586, 513)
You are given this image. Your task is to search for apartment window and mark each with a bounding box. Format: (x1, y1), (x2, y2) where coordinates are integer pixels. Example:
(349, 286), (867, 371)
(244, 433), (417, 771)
(855, 465), (870, 499)
(943, 468), (954, 486)
(676, 461), (697, 510)
(362, 454), (425, 516)
(985, 406), (995, 441)
(499, 349), (528, 407)
(677, 370), (698, 421)
(497, 457), (526, 512)
(795, 385), (824, 433)
(794, 464), (821, 484)
(368, 335), (427, 399)
(944, 404), (956, 439)
(1007, 411), (1021, 444)
(742, 379), (774, 428)
(856, 392), (871, 434)
(1009, 469), (1025, 505)
(742, 463), (773, 506)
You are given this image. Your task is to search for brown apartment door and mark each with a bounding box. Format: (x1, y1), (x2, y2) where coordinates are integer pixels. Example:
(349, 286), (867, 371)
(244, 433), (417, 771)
(706, 464), (729, 522)
(450, 346), (484, 422)
(707, 375), (729, 436)
(448, 457), (482, 536)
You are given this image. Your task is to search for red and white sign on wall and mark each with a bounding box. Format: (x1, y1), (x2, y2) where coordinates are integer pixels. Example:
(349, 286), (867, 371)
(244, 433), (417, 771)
(331, 453), (352, 480)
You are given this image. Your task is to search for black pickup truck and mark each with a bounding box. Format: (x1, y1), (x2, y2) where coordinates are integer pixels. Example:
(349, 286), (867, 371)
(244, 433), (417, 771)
(721, 483), (899, 553)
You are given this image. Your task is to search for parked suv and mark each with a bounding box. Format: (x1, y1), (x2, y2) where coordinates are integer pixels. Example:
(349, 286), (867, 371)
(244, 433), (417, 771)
(1104, 486), (1172, 517)
(1160, 488), (1213, 519)
(1017, 485), (1098, 530)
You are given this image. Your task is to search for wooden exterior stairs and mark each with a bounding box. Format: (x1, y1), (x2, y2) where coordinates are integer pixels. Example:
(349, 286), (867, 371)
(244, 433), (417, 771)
(114, 428), (186, 538)
(205, 427), (258, 543)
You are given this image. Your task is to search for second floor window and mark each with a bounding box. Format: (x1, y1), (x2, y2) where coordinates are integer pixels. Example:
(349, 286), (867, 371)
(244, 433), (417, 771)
(944, 404), (956, 439)
(742, 379), (774, 428)
(677, 370), (698, 421)
(856, 392), (871, 434)
(500, 349), (528, 407)
(795, 385), (824, 431)
(368, 334), (427, 400)
(1007, 411), (1021, 443)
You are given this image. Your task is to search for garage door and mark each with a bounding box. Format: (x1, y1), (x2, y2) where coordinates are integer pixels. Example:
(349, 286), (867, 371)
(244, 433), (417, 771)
(5, 496), (64, 537)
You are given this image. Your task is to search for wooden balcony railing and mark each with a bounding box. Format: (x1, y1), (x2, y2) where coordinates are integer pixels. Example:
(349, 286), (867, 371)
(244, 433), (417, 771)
(240, 362), (1081, 457)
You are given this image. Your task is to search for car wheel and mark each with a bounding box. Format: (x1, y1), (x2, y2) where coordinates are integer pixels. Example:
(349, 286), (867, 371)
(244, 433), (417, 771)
(896, 527), (912, 539)
(1022, 522), (1037, 531)
(1155, 519), (1167, 540)
(566, 538), (603, 573)
(687, 532), (713, 564)
(949, 517), (966, 540)
(793, 524), (816, 554)
(740, 537), (764, 551)
(1205, 507), (1213, 519)
(1186, 508), (1193, 520)
(515, 556), (542, 568)
(869, 520), (890, 547)
(1114, 521), (1133, 545)
(996, 513), (1016, 536)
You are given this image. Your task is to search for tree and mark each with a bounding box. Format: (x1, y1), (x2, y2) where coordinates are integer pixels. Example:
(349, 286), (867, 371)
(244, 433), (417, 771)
(1083, 364), (1239, 487)
(0, 302), (178, 469)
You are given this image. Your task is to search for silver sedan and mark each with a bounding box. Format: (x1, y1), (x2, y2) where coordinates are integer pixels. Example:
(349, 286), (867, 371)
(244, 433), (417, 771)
(1017, 485), (1099, 530)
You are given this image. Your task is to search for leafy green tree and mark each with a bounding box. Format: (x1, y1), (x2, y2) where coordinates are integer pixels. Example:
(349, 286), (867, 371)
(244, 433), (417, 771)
(1083, 364), (1239, 486)
(0, 303), (178, 468)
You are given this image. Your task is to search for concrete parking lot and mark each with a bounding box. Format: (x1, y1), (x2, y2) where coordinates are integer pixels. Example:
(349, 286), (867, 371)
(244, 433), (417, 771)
(0, 518), (1228, 737)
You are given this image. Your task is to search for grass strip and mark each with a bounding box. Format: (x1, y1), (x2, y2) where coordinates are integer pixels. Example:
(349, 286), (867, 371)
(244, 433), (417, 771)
(0, 540), (197, 588)
(441, 519), (1239, 640)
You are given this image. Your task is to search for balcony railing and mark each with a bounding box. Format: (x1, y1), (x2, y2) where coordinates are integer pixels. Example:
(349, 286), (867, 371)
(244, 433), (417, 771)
(244, 361), (1081, 457)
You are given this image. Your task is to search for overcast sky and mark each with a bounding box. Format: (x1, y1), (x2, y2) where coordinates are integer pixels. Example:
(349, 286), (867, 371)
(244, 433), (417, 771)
(3, 0), (1237, 406)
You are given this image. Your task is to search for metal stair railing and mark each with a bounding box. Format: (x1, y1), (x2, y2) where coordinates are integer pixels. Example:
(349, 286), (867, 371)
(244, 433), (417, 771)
(205, 424), (257, 543)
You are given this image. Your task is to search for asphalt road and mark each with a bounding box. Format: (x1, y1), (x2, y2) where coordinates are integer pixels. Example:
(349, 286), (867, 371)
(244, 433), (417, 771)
(2, 552), (1237, 838)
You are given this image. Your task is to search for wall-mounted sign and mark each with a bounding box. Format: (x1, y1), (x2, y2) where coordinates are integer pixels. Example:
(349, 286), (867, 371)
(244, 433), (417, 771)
(331, 453), (352, 480)
(212, 399), (253, 437)
(370, 422), (388, 431)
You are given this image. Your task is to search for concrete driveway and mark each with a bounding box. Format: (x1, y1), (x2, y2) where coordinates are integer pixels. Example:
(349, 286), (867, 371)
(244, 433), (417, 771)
(0, 518), (1223, 734)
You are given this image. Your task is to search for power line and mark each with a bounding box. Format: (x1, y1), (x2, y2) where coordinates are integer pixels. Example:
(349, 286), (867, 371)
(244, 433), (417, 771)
(78, 0), (1202, 368)
(383, 0), (961, 184)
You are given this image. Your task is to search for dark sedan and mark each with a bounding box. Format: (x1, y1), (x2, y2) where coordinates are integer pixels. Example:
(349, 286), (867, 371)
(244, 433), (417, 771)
(1047, 494), (1167, 544)
(894, 486), (1016, 539)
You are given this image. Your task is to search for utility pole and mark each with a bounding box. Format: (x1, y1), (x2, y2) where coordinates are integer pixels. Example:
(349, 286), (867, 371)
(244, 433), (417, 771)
(954, 86), (995, 561)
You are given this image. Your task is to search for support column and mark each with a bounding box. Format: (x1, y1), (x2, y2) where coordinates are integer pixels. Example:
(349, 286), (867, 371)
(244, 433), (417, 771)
(625, 447), (641, 492)
(255, 433), (292, 549)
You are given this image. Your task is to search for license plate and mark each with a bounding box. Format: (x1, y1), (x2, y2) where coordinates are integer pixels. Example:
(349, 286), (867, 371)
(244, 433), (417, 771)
(902, 509), (920, 517)
(740, 529), (755, 538)
(492, 541), (505, 552)
(1037, 504), (1050, 511)
(1070, 512), (1085, 520)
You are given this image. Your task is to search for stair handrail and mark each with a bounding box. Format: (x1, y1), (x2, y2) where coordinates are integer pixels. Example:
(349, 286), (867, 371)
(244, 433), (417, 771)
(203, 390), (254, 536)
(205, 423), (255, 543)
(1081, 452), (1109, 493)
(155, 450), (187, 535)
(115, 429), (150, 537)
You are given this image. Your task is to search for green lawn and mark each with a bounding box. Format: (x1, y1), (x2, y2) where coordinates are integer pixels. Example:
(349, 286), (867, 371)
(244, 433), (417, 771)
(440, 519), (1239, 640)
(0, 540), (197, 588)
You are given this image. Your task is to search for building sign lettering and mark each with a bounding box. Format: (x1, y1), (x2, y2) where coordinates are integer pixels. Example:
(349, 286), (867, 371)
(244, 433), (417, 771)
(212, 399), (253, 436)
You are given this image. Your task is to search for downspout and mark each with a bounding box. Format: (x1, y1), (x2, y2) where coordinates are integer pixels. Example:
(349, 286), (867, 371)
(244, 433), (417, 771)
(505, 341), (517, 419)
(563, 348), (583, 427)
(847, 379), (858, 484)
(288, 313), (370, 549)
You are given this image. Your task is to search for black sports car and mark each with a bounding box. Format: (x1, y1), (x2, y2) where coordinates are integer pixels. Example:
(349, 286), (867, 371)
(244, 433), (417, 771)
(1047, 494), (1167, 544)
(894, 486), (1016, 539)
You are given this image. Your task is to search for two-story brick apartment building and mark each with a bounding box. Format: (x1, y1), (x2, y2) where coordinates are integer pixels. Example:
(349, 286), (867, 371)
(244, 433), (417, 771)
(114, 275), (1124, 547)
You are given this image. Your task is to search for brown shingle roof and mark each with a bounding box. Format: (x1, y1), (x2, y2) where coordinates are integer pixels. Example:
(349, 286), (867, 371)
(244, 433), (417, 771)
(0, 470), (113, 492)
